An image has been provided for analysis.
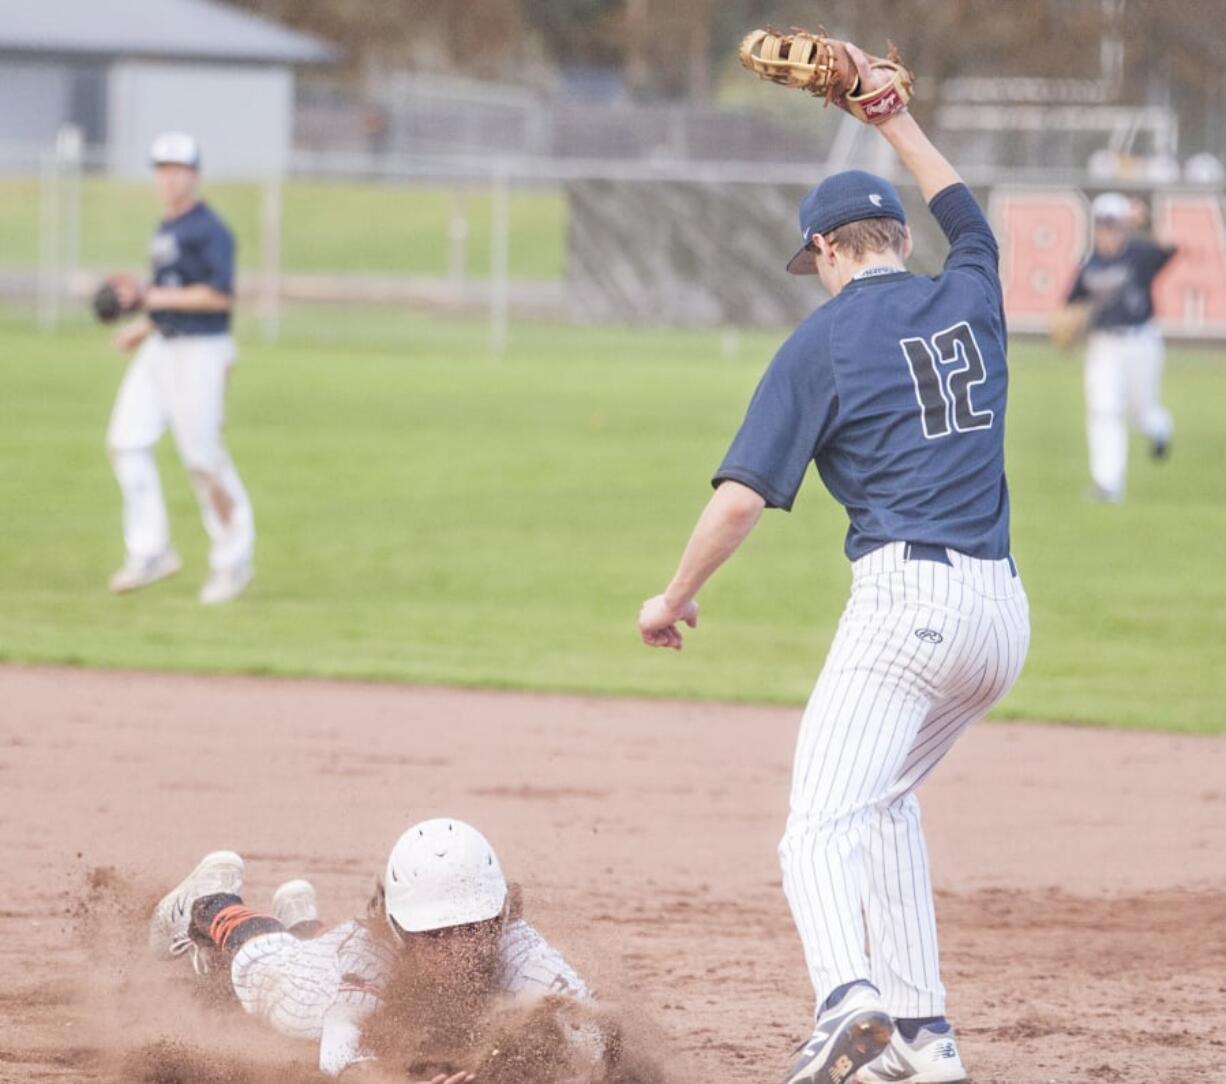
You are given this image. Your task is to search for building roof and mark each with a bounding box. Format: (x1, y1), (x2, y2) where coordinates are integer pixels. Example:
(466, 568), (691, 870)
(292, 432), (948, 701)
(0, 0), (338, 65)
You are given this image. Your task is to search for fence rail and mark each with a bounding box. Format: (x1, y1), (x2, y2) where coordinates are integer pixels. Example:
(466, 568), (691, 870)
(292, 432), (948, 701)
(5, 137), (1224, 349)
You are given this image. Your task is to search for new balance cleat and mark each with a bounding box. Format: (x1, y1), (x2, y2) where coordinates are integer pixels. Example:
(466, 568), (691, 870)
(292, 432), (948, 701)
(784, 983), (894, 1084)
(149, 850), (244, 969)
(856, 1018), (968, 1083)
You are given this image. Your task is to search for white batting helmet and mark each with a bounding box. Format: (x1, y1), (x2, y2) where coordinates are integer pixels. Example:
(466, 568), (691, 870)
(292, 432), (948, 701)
(384, 818), (508, 935)
(150, 131), (201, 169)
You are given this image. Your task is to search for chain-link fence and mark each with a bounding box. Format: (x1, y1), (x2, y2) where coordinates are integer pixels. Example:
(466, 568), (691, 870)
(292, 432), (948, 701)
(4, 104), (1225, 353)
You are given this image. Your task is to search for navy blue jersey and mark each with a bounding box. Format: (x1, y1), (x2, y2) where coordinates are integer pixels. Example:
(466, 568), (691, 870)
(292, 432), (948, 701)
(714, 183), (1011, 561)
(148, 201), (235, 336)
(1067, 238), (1174, 331)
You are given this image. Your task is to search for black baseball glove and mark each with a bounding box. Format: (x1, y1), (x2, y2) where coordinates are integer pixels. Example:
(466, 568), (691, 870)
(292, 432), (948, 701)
(92, 274), (144, 324)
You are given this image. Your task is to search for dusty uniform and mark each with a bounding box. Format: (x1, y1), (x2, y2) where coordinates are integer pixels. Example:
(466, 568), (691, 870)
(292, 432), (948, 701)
(107, 201), (255, 572)
(714, 184), (1030, 1019)
(1068, 238), (1176, 499)
(230, 918), (589, 1076)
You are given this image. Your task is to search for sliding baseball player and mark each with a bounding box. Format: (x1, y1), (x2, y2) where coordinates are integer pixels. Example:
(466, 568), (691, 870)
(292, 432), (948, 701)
(149, 818), (600, 1082)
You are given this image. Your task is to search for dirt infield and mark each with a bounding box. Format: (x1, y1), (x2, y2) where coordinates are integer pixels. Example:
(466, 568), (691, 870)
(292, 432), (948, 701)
(2, 665), (1224, 1083)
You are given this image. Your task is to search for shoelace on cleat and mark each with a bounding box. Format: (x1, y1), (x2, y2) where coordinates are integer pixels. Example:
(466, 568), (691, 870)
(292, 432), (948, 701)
(168, 934), (212, 976)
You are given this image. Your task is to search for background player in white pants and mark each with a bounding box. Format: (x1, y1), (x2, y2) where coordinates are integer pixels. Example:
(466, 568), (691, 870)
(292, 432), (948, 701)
(639, 45), (1029, 1084)
(149, 819), (598, 1082)
(1068, 192), (1177, 503)
(106, 131), (255, 604)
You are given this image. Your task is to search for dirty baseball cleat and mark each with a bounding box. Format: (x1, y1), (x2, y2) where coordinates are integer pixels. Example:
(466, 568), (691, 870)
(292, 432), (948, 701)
(784, 982), (894, 1084)
(149, 850), (244, 968)
(199, 562), (253, 606)
(272, 878), (323, 937)
(855, 1017), (968, 1083)
(109, 549), (182, 594)
(1150, 437), (1170, 462)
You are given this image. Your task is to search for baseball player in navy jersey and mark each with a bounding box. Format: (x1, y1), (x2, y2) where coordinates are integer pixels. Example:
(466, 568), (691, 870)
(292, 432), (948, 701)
(105, 132), (255, 605)
(638, 49), (1029, 1084)
(1068, 191), (1177, 503)
(149, 819), (599, 1082)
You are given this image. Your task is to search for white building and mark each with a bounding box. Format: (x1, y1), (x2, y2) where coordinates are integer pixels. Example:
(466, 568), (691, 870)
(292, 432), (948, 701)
(0, 0), (336, 177)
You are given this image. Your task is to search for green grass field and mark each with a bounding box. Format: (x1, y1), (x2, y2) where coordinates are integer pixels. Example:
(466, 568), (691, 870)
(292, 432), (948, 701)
(0, 177), (566, 278)
(0, 313), (1222, 733)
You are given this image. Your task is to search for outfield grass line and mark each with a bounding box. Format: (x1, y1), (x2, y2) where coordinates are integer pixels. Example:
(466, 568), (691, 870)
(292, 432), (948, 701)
(4, 657), (1217, 737)
(1, 316), (1223, 734)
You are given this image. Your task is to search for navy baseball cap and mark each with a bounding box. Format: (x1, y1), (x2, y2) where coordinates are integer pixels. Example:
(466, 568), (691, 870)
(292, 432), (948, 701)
(787, 170), (907, 275)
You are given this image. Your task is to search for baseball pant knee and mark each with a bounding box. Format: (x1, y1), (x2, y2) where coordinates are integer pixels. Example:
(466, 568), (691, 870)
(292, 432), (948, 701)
(109, 447), (169, 560)
(230, 932), (329, 1040)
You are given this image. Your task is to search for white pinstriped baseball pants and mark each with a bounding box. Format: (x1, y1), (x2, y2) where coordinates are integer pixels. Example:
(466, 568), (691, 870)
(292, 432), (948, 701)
(230, 929), (348, 1039)
(779, 542), (1030, 1020)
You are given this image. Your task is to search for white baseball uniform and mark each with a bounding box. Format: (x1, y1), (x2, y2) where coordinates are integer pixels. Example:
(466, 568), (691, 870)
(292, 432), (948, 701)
(229, 918), (589, 1077)
(1083, 323), (1172, 498)
(107, 199), (254, 574)
(1069, 236), (1177, 500)
(108, 332), (254, 571)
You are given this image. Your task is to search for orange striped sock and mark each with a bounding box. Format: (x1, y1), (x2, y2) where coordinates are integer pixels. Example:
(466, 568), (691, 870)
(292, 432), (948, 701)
(208, 904), (281, 951)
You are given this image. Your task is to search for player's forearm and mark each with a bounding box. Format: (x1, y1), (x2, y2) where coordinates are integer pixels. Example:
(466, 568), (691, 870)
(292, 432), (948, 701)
(877, 112), (962, 203)
(144, 283), (233, 313)
(663, 481), (765, 610)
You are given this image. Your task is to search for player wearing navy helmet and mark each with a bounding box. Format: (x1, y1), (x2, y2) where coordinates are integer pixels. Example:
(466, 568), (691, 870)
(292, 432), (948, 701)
(639, 48), (1029, 1084)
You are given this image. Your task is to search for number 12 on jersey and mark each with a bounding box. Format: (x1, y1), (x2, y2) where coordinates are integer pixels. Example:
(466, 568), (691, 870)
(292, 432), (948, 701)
(900, 321), (995, 440)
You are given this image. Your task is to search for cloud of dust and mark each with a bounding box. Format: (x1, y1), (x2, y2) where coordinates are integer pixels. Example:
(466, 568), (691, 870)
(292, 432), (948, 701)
(362, 916), (672, 1084)
(52, 866), (674, 1083)
(62, 865), (321, 1082)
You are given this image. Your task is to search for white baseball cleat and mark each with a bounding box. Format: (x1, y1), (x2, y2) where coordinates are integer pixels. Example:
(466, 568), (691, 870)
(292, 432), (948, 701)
(109, 550), (182, 594)
(855, 1019), (968, 1083)
(199, 562), (253, 606)
(783, 983), (894, 1084)
(149, 850), (244, 967)
(272, 878), (319, 930)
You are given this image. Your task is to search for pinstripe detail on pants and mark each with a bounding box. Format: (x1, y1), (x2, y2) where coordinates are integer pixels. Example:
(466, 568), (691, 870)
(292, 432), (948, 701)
(779, 542), (1030, 1020)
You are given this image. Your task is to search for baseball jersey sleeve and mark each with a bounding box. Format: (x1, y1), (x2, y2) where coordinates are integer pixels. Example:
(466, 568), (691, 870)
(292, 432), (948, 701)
(1136, 238), (1177, 279)
(712, 320), (838, 511)
(319, 1000), (375, 1077)
(496, 919), (591, 1000)
(931, 183), (1001, 300)
(1066, 264), (1089, 304)
(318, 925), (392, 1077)
(199, 218), (236, 296)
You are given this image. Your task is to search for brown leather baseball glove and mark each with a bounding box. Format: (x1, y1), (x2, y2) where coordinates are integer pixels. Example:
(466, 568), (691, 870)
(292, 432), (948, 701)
(1049, 302), (1092, 350)
(738, 26), (913, 125)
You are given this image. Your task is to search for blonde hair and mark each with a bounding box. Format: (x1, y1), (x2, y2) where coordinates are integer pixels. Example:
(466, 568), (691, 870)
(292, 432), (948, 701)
(826, 216), (908, 259)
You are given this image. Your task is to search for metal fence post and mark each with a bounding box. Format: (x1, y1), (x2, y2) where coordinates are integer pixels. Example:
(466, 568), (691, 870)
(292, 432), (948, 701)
(36, 149), (60, 331)
(448, 188), (469, 302)
(260, 176), (283, 344)
(489, 166), (510, 357)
